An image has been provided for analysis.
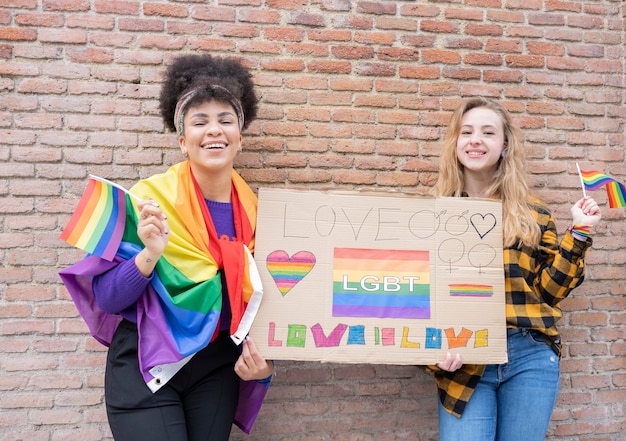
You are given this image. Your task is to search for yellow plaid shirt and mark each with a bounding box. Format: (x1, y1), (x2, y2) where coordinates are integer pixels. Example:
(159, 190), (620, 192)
(429, 202), (591, 417)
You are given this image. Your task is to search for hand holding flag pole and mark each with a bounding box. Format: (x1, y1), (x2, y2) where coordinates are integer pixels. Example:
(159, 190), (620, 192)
(575, 163), (587, 198)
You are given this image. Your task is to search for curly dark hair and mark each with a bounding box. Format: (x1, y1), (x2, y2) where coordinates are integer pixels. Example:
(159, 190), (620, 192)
(159, 54), (258, 132)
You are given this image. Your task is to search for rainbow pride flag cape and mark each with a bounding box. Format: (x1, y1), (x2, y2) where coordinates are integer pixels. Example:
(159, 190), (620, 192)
(59, 163), (267, 432)
(579, 168), (626, 208)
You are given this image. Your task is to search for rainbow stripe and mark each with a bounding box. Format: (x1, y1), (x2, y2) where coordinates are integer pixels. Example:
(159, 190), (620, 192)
(580, 170), (616, 190)
(605, 181), (626, 208)
(332, 248), (430, 319)
(449, 284), (494, 297)
(580, 169), (626, 208)
(60, 178), (127, 261)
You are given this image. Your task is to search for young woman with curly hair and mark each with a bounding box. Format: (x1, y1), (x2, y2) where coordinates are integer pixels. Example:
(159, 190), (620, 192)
(62, 54), (273, 441)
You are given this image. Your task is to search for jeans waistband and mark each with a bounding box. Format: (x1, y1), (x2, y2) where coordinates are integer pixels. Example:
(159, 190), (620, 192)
(507, 328), (524, 336)
(506, 327), (561, 358)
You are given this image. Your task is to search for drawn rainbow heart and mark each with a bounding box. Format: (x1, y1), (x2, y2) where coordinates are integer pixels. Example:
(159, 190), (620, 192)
(266, 250), (316, 296)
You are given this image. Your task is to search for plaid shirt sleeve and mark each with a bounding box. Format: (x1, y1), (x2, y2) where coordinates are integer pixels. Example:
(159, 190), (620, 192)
(506, 203), (591, 339)
(427, 202), (592, 418)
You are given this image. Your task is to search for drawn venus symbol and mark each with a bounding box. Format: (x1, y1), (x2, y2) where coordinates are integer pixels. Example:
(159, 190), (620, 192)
(266, 250), (316, 296)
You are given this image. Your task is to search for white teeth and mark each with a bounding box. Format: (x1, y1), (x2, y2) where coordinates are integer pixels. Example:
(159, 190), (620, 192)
(203, 143), (226, 149)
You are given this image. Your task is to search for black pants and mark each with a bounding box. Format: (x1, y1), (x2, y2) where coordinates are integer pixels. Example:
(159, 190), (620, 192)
(105, 320), (240, 441)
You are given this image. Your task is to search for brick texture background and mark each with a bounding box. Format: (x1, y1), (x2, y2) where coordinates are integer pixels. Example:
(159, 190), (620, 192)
(1, 0), (625, 440)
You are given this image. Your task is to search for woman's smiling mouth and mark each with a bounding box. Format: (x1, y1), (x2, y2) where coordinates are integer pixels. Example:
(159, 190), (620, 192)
(202, 143), (227, 150)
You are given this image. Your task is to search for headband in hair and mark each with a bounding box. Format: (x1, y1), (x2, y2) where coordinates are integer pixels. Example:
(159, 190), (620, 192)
(173, 84), (245, 135)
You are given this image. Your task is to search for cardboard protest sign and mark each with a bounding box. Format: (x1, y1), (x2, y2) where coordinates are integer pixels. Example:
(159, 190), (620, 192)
(249, 188), (508, 365)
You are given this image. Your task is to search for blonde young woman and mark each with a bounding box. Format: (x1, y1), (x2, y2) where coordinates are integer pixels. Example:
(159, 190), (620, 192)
(429, 98), (601, 441)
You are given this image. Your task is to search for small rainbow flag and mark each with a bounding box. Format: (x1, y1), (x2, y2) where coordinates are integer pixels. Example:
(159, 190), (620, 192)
(60, 176), (133, 261)
(449, 284), (494, 297)
(578, 168), (626, 209)
(332, 248), (430, 319)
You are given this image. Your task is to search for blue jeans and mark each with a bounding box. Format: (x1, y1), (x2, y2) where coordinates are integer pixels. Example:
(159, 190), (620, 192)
(438, 328), (560, 441)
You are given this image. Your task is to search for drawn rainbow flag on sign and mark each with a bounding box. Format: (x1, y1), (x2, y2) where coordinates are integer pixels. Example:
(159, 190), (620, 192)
(332, 248), (430, 319)
(579, 169), (626, 208)
(60, 177), (129, 261)
(449, 284), (494, 297)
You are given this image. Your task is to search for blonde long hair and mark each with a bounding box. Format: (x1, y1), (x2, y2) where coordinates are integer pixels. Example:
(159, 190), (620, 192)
(432, 98), (541, 248)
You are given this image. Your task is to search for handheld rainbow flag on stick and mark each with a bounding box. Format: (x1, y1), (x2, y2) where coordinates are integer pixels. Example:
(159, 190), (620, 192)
(576, 163), (626, 209)
(60, 175), (141, 261)
(88, 174), (142, 202)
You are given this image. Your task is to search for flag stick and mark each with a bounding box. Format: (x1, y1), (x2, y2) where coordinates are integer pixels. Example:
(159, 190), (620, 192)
(575, 163), (587, 198)
(89, 174), (142, 202)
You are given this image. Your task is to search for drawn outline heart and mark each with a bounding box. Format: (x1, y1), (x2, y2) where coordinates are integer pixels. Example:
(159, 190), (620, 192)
(266, 250), (316, 296)
(470, 213), (497, 239)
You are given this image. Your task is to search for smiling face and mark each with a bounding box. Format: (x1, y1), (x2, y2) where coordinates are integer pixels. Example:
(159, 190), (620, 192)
(455, 106), (507, 182)
(178, 99), (242, 177)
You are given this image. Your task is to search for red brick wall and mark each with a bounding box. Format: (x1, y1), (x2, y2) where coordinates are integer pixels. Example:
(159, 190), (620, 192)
(1, 1), (625, 440)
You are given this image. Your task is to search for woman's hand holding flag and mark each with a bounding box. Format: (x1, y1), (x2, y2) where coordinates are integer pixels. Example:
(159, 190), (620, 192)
(135, 199), (170, 277)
